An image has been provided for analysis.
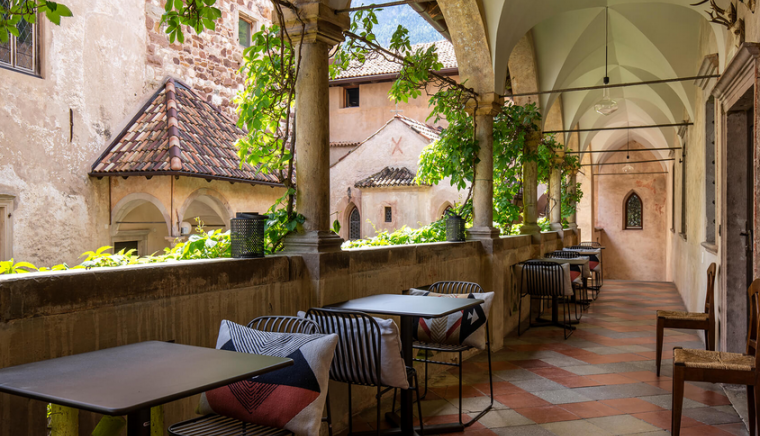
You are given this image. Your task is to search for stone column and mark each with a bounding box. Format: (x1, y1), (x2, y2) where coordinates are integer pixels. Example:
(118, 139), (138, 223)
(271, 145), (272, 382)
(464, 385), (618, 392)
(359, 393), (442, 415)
(283, 1), (349, 252)
(520, 130), (542, 236)
(566, 169), (578, 232)
(467, 93), (503, 240)
(548, 152), (564, 233)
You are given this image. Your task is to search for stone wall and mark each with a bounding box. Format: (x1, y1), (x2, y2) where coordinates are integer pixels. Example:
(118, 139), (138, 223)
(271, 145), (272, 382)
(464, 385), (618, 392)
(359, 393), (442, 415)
(144, 0), (272, 117)
(0, 232), (576, 435)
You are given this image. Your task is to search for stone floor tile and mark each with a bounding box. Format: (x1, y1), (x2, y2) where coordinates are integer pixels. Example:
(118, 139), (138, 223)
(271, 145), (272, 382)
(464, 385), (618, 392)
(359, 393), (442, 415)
(583, 346), (625, 355)
(592, 362), (649, 373)
(585, 415), (661, 434)
(632, 410), (702, 430)
(490, 424), (556, 435)
(511, 378), (567, 393)
(714, 423), (751, 436)
(446, 396), (509, 413)
(494, 392), (551, 409)
(539, 357), (589, 367)
(562, 365), (611, 376)
(512, 406), (580, 424)
(600, 398), (664, 413)
(419, 399), (461, 417)
(474, 409), (535, 428)
(540, 419), (614, 436)
(559, 401), (625, 418)
(572, 383), (668, 400)
(638, 394), (706, 409)
(533, 389), (592, 405)
(679, 425), (735, 435)
(587, 374), (639, 385)
(551, 376), (604, 388)
(682, 407), (744, 425)
(619, 371), (661, 382)
(614, 345), (655, 353)
(493, 369), (543, 381)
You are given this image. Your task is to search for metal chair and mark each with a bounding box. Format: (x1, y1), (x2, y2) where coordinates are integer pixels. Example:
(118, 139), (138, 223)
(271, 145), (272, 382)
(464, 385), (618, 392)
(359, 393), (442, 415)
(168, 315), (327, 436)
(402, 281), (494, 428)
(305, 307), (424, 436)
(518, 260), (575, 339)
(545, 250), (589, 316)
(568, 245), (603, 298)
(671, 278), (760, 436)
(656, 263), (717, 376)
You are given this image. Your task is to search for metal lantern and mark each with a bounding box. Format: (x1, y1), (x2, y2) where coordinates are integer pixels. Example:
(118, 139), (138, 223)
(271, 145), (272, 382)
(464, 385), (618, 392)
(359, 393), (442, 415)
(445, 211), (466, 242)
(230, 212), (268, 258)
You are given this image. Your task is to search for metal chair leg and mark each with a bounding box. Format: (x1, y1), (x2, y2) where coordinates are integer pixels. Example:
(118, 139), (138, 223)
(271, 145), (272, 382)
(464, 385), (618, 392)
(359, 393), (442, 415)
(413, 371), (425, 434)
(376, 386), (381, 436)
(348, 383), (353, 436)
(324, 393), (333, 436)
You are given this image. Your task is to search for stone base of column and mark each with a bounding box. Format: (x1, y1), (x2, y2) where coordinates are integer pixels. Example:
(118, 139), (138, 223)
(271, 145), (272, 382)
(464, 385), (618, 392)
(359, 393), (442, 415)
(466, 226), (501, 240)
(520, 223), (542, 243)
(283, 231), (344, 253)
(550, 222), (564, 238)
(566, 223), (578, 231)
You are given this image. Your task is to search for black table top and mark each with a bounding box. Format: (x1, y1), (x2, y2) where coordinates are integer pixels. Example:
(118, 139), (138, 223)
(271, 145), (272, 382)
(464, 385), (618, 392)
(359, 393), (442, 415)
(0, 341), (292, 415)
(330, 294), (483, 318)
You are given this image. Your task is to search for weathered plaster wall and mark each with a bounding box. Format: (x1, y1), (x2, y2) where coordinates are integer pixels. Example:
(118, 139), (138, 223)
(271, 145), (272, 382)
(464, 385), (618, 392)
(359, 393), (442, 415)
(330, 118), (464, 240)
(594, 143), (668, 280)
(328, 77), (457, 144)
(0, 232), (578, 435)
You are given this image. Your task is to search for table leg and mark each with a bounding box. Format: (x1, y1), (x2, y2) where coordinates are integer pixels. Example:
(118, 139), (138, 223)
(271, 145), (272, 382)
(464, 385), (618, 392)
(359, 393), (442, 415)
(127, 408), (151, 436)
(399, 316), (415, 435)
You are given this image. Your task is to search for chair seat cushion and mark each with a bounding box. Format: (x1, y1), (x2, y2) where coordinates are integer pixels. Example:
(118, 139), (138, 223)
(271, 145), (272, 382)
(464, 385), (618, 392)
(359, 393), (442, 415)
(408, 290), (494, 350)
(656, 310), (709, 321)
(197, 321), (338, 436)
(673, 348), (755, 371)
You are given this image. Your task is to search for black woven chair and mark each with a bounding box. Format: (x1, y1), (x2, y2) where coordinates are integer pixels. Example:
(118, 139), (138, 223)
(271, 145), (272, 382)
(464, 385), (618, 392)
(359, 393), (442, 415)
(519, 260), (575, 339)
(168, 315), (326, 436)
(305, 307), (423, 436)
(568, 244), (603, 298)
(545, 250), (591, 314)
(398, 281), (493, 428)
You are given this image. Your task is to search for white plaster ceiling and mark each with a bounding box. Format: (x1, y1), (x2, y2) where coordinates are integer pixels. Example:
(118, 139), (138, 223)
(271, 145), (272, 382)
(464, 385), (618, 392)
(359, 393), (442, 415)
(476, 0), (730, 161)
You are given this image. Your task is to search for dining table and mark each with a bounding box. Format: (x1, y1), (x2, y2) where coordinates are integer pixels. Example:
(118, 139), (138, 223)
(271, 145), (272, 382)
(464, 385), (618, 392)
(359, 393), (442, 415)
(331, 294), (484, 436)
(0, 341), (292, 436)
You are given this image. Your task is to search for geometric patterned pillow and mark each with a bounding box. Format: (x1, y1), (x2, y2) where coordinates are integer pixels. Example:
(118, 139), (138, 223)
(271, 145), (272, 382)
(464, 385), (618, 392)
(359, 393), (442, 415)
(408, 290), (494, 350)
(198, 320), (338, 436)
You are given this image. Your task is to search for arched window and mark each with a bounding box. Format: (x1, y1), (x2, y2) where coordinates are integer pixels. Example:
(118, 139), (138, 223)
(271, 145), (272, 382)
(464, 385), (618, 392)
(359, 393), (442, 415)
(349, 207), (361, 240)
(442, 205), (453, 219)
(625, 192), (643, 230)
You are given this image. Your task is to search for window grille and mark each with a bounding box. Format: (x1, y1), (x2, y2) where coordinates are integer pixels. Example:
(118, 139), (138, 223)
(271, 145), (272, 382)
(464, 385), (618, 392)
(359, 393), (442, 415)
(349, 208), (361, 240)
(0, 5), (38, 75)
(625, 192), (643, 230)
(705, 97), (716, 243)
(384, 206), (392, 223)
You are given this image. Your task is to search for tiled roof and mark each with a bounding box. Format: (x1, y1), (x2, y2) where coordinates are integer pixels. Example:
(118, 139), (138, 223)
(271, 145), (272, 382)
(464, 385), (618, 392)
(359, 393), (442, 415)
(355, 167), (429, 188)
(394, 115), (442, 141)
(90, 78), (281, 186)
(334, 40), (456, 80)
(330, 141), (360, 148)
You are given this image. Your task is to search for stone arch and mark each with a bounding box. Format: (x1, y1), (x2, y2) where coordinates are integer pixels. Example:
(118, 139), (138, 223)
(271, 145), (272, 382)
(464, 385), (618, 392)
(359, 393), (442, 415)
(345, 202), (361, 240)
(177, 188), (234, 230)
(110, 193), (171, 237)
(437, 201), (454, 219)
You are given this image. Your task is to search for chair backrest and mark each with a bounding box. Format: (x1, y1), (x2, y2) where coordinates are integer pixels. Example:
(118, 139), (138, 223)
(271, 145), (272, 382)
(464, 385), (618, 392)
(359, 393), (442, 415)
(546, 250), (579, 259)
(247, 315), (320, 335)
(580, 241), (602, 248)
(746, 279), (760, 360)
(704, 263), (717, 319)
(305, 307), (383, 387)
(520, 260), (567, 297)
(428, 281), (483, 295)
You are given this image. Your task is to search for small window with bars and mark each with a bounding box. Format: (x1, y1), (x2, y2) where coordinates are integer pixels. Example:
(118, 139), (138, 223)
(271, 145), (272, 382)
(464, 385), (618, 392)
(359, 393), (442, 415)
(384, 206), (392, 223)
(0, 6), (39, 75)
(345, 87), (360, 107)
(624, 192), (643, 230)
(349, 207), (361, 240)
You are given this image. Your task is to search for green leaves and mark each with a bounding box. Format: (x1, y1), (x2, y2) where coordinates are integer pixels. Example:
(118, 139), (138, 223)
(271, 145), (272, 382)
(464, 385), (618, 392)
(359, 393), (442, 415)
(0, 1), (73, 43)
(160, 0), (221, 44)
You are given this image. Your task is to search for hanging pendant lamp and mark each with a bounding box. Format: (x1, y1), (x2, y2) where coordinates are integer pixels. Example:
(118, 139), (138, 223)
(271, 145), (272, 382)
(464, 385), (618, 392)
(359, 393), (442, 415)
(622, 125), (634, 173)
(595, 6), (619, 116)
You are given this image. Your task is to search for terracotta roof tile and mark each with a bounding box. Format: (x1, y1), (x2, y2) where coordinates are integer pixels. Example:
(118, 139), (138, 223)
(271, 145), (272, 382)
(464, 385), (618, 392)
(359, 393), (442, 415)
(89, 78), (281, 185)
(393, 115), (442, 141)
(334, 40), (456, 80)
(355, 166), (429, 188)
(330, 141), (360, 148)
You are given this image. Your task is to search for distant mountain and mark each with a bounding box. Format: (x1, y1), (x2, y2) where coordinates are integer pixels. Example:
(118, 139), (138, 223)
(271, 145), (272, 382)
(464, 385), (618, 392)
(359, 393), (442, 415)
(352, 1), (445, 46)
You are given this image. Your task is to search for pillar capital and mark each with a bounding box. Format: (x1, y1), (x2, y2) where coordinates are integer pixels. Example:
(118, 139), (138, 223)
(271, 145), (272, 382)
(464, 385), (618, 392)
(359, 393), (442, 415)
(465, 92), (504, 116)
(283, 1), (350, 47)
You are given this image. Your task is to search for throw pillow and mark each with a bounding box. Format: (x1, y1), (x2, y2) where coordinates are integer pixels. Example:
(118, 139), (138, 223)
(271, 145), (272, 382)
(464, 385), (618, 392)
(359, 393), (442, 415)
(299, 311), (409, 389)
(198, 320), (338, 436)
(408, 289), (494, 350)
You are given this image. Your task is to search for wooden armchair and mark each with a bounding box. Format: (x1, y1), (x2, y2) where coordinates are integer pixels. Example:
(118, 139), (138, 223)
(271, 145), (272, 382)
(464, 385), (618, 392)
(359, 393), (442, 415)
(656, 263), (716, 376)
(671, 278), (760, 436)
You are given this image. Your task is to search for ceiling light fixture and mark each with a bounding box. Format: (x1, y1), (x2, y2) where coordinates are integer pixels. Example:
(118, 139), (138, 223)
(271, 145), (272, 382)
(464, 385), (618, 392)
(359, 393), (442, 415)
(595, 6), (619, 116)
(622, 125), (634, 173)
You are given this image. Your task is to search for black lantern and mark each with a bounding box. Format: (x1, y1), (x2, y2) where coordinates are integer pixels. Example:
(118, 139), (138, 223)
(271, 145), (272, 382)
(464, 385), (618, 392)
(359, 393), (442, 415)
(230, 212), (268, 258)
(445, 211), (466, 242)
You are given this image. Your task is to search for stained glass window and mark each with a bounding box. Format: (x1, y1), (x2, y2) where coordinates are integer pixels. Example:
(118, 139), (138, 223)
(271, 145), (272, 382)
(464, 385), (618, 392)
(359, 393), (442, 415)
(625, 193), (643, 229)
(0, 1), (38, 75)
(349, 208), (361, 240)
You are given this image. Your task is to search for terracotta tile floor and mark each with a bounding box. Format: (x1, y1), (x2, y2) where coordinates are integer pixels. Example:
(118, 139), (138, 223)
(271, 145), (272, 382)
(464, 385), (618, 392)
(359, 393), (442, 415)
(352, 280), (748, 435)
